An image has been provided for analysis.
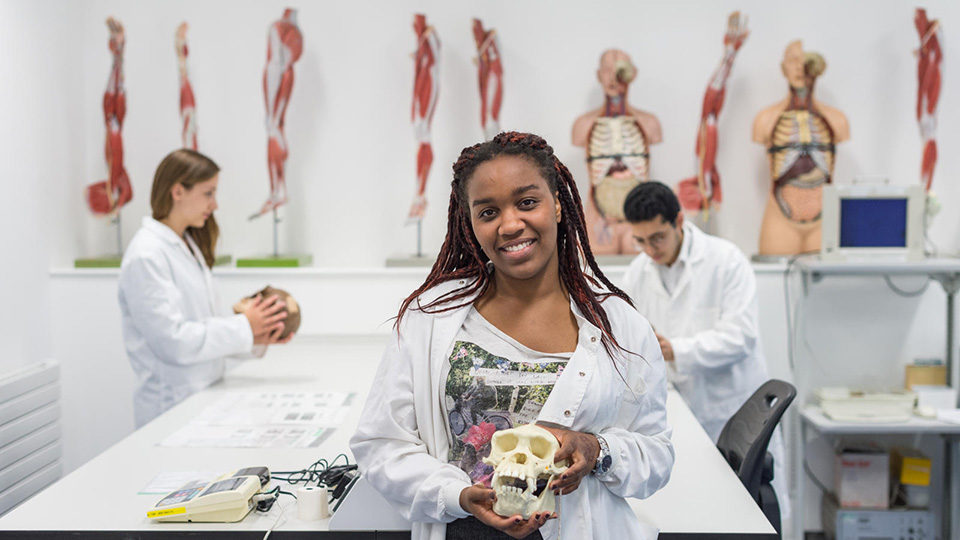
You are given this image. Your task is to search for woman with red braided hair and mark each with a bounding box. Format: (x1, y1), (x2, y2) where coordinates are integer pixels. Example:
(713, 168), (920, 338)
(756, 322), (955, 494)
(351, 132), (673, 540)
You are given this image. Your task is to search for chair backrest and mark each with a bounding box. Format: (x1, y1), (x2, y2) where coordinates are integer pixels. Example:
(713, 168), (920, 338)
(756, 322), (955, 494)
(716, 379), (796, 498)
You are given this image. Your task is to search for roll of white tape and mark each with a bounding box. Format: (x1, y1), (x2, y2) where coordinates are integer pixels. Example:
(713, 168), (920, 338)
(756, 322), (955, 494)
(297, 486), (330, 521)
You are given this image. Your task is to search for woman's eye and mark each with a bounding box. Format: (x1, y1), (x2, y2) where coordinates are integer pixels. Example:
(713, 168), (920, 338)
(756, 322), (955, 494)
(519, 198), (538, 208)
(478, 209), (495, 219)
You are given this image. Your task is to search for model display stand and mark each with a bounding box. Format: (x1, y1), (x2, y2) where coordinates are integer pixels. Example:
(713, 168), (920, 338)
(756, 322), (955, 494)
(385, 254), (435, 268)
(75, 214), (124, 268)
(236, 209), (311, 268)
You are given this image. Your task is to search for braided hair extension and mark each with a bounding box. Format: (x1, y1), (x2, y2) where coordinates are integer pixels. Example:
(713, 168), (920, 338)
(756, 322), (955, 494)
(396, 131), (636, 360)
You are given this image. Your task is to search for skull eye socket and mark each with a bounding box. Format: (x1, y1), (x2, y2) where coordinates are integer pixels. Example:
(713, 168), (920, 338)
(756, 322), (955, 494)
(497, 433), (518, 452)
(529, 437), (551, 459)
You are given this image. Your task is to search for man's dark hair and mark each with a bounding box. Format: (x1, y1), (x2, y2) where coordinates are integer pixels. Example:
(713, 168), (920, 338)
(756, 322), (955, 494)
(623, 181), (681, 225)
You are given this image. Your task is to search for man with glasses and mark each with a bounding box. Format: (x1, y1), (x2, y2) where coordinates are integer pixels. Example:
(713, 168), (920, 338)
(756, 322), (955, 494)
(620, 181), (788, 517)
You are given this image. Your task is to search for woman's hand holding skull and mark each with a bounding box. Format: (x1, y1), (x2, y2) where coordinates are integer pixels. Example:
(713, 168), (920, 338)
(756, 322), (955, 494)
(538, 425), (601, 495)
(459, 484), (555, 539)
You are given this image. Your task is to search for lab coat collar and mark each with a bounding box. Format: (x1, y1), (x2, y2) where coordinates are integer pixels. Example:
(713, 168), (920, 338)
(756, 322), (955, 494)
(682, 221), (707, 264)
(140, 216), (186, 246)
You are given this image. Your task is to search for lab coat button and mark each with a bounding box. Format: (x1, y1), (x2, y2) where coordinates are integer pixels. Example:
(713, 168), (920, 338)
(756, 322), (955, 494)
(590, 336), (597, 343)
(564, 410), (571, 417)
(579, 371), (585, 377)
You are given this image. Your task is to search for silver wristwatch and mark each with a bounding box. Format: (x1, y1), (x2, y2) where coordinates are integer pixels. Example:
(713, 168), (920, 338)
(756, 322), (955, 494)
(593, 434), (612, 475)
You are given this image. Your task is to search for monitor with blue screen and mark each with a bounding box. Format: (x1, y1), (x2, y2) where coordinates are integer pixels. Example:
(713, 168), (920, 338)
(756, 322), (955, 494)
(821, 183), (924, 261)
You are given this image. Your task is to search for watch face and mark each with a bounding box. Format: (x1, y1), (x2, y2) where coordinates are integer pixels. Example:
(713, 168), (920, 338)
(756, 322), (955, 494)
(600, 455), (613, 473)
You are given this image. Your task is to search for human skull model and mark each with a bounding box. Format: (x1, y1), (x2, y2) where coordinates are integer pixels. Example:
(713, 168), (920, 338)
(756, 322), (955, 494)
(233, 286), (301, 339)
(482, 424), (568, 519)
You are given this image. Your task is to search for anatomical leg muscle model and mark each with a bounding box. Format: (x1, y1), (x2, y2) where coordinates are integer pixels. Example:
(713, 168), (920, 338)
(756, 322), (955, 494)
(86, 17), (132, 217)
(176, 22), (198, 151)
(253, 8), (303, 220)
(408, 13), (440, 224)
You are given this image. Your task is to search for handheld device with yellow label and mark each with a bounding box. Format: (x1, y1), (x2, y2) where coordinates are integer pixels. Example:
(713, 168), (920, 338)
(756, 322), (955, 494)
(147, 475), (260, 523)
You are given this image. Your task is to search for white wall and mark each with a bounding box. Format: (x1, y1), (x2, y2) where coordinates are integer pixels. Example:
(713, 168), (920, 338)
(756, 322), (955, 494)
(70, 0), (960, 266)
(0, 0), (83, 373)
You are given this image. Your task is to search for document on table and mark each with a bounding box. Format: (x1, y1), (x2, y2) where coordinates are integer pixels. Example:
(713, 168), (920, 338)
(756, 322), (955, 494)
(159, 391), (355, 449)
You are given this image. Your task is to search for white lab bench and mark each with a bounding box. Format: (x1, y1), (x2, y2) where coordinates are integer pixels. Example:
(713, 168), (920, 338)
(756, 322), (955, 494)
(0, 335), (776, 539)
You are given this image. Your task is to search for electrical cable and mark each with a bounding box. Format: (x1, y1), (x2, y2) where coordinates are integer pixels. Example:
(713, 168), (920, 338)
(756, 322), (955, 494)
(883, 274), (930, 297)
(260, 494), (286, 540)
(803, 455), (831, 495)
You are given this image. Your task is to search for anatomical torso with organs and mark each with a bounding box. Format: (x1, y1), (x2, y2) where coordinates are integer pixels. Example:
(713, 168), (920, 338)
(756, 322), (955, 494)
(588, 114), (649, 221)
(768, 94), (835, 223)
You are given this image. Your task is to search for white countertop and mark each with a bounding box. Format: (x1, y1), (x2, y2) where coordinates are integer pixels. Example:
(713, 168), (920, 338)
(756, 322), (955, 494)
(0, 335), (775, 537)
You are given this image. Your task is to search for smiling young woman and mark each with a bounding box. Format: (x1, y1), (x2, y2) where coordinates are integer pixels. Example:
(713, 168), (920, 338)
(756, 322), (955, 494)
(351, 132), (675, 540)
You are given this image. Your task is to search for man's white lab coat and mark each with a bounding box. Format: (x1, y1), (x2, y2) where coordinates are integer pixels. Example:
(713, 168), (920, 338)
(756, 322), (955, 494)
(350, 279), (674, 540)
(621, 221), (788, 517)
(119, 217), (255, 428)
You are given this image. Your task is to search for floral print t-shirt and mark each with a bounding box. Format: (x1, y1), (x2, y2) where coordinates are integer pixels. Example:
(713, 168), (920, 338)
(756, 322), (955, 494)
(443, 307), (571, 487)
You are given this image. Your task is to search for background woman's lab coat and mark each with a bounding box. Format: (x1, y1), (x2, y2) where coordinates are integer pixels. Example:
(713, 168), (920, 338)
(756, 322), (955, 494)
(119, 217), (255, 428)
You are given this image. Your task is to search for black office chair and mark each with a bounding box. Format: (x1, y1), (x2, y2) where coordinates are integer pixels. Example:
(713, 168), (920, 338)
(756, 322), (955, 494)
(716, 379), (797, 538)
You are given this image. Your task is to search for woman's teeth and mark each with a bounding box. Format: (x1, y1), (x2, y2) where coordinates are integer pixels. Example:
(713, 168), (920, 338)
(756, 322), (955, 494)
(503, 240), (533, 252)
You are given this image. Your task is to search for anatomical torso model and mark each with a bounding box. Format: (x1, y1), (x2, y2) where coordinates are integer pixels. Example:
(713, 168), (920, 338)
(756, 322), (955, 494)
(254, 8), (302, 219)
(677, 12), (749, 226)
(175, 23), (198, 151)
(472, 18), (503, 141)
(86, 17), (132, 216)
(753, 41), (849, 256)
(408, 14), (440, 223)
(572, 49), (662, 255)
(915, 8), (941, 192)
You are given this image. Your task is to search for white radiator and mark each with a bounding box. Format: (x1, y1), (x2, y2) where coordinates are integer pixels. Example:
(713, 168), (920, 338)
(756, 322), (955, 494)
(0, 360), (62, 516)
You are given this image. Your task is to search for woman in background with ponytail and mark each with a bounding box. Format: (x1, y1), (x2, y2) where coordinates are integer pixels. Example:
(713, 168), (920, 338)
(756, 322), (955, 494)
(119, 149), (291, 428)
(351, 132), (674, 540)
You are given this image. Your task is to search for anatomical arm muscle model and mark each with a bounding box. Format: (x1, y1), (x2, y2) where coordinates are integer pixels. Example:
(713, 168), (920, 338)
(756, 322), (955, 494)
(677, 12), (748, 215)
(915, 8), (942, 192)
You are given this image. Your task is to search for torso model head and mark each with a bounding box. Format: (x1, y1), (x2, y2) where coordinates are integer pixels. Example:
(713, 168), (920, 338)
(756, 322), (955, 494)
(482, 424), (569, 519)
(597, 49), (636, 100)
(781, 40), (826, 98)
(234, 286), (301, 340)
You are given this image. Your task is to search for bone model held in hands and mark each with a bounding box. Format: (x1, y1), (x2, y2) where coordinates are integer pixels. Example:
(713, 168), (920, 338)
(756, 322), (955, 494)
(482, 424), (568, 519)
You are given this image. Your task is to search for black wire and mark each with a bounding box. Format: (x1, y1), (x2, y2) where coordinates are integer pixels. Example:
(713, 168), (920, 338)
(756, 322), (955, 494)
(271, 454), (354, 488)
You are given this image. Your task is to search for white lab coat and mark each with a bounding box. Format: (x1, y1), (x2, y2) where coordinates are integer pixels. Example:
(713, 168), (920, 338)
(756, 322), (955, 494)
(119, 217), (256, 428)
(620, 221), (789, 518)
(349, 279), (674, 540)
